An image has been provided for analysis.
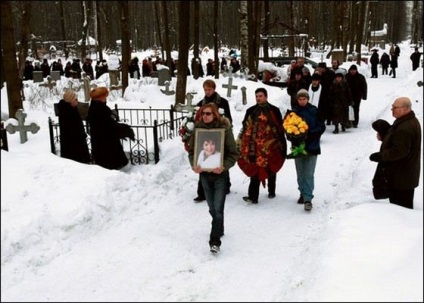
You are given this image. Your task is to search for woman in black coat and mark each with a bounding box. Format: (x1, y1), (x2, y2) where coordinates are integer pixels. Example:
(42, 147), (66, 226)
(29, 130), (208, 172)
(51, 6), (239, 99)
(87, 87), (129, 170)
(57, 89), (91, 164)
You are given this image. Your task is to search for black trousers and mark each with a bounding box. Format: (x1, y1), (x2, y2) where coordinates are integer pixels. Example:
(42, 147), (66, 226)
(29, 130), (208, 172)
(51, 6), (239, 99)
(389, 188), (414, 209)
(248, 173), (276, 201)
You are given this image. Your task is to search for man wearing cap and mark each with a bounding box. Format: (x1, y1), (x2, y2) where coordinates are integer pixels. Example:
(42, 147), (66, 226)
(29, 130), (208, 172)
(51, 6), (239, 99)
(369, 97), (421, 209)
(345, 64), (367, 128)
(87, 87), (129, 170)
(288, 89), (326, 211)
(57, 89), (91, 164)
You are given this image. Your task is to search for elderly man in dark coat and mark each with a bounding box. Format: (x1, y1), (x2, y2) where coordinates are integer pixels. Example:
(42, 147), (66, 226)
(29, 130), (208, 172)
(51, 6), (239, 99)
(57, 89), (90, 164)
(87, 87), (129, 170)
(345, 64), (368, 128)
(369, 97), (421, 209)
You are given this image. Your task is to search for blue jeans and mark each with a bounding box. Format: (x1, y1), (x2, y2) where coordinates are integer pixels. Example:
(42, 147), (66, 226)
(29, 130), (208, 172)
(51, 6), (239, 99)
(294, 155), (317, 202)
(200, 170), (228, 247)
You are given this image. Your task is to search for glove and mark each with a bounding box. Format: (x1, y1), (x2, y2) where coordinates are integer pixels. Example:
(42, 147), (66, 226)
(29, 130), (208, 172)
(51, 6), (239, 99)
(369, 152), (381, 162)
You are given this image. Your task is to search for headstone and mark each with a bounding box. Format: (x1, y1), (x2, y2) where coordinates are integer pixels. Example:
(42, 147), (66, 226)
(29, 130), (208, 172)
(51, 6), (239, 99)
(33, 71), (43, 83)
(174, 92), (197, 112)
(158, 69), (170, 86)
(241, 86), (247, 105)
(222, 77), (238, 97)
(160, 81), (175, 95)
(109, 70), (120, 86)
(50, 70), (61, 81)
(5, 109), (40, 143)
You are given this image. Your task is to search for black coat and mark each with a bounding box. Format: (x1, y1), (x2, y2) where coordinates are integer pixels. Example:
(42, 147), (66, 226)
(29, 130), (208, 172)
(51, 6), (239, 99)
(377, 111), (421, 190)
(87, 100), (129, 170)
(57, 99), (90, 164)
(345, 72), (367, 104)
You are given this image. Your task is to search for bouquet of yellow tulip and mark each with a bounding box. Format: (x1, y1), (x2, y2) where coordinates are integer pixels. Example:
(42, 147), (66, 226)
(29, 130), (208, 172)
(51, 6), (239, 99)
(283, 111), (309, 158)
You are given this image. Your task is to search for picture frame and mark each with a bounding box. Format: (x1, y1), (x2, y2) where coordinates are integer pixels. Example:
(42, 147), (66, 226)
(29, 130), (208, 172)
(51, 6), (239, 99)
(193, 128), (225, 171)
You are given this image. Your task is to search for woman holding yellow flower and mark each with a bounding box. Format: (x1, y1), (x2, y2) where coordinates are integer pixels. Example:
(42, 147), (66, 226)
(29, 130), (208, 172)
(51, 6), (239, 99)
(285, 89), (326, 211)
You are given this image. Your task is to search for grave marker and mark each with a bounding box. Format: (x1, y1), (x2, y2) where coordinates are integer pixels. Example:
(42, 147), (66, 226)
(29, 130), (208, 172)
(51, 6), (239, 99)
(174, 92), (197, 112)
(33, 71), (43, 83)
(222, 77), (238, 97)
(50, 70), (61, 81)
(158, 69), (171, 86)
(160, 81), (175, 95)
(5, 109), (40, 143)
(241, 86), (247, 105)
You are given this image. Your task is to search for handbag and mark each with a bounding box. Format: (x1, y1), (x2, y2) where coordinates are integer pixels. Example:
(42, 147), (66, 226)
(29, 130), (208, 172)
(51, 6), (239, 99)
(116, 123), (135, 141)
(372, 164), (389, 199)
(348, 105), (355, 121)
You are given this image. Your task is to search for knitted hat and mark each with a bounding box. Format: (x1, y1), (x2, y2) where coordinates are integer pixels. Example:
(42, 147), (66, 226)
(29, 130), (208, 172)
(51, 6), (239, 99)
(297, 89), (309, 100)
(63, 89), (77, 103)
(89, 87), (109, 100)
(317, 62), (327, 68)
(335, 69), (345, 77)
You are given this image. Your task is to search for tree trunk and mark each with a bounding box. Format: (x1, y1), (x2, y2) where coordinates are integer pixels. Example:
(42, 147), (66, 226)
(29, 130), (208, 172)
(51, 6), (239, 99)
(1, 1), (23, 119)
(213, 0), (219, 79)
(356, 1), (366, 65)
(240, 1), (248, 68)
(175, 1), (190, 106)
(161, 1), (172, 76)
(262, 0), (270, 62)
(192, 1), (200, 79)
(18, 1), (31, 80)
(119, 1), (130, 96)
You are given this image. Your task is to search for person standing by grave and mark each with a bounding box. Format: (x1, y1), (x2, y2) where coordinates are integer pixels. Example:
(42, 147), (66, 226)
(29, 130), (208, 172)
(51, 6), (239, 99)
(87, 87), (129, 170)
(82, 58), (94, 80)
(64, 61), (72, 78)
(229, 56), (241, 73)
(370, 49), (380, 78)
(52, 58), (64, 76)
(345, 64), (367, 128)
(410, 47), (422, 71)
(41, 58), (50, 78)
(188, 103), (238, 253)
(192, 79), (233, 202)
(23, 60), (34, 80)
(129, 56), (141, 79)
(238, 88), (287, 204)
(57, 89), (90, 164)
(142, 58), (152, 77)
(369, 97), (421, 209)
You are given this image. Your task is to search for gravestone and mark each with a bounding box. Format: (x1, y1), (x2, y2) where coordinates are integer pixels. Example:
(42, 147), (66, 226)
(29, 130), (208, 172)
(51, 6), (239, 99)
(109, 70), (120, 86)
(241, 86), (247, 105)
(5, 109), (40, 143)
(222, 77), (238, 97)
(33, 71), (43, 83)
(174, 92), (197, 112)
(160, 81), (175, 95)
(50, 70), (61, 81)
(158, 69), (171, 86)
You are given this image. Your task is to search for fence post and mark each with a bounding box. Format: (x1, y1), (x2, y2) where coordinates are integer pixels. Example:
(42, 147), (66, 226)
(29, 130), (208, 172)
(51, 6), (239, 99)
(1, 121), (9, 151)
(114, 104), (120, 121)
(153, 119), (160, 164)
(169, 104), (175, 131)
(48, 117), (56, 154)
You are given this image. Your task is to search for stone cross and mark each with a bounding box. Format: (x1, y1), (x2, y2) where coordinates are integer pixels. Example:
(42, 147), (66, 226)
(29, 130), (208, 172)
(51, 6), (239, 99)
(160, 81), (175, 95)
(223, 65), (234, 78)
(241, 86), (247, 105)
(39, 76), (57, 92)
(174, 92), (197, 112)
(222, 77), (238, 97)
(5, 109), (40, 143)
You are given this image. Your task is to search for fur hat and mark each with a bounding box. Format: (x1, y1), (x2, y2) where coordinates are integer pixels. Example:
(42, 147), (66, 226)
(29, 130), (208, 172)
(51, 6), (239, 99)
(63, 89), (77, 103)
(348, 64), (358, 71)
(89, 87), (109, 100)
(372, 119), (391, 139)
(335, 69), (345, 77)
(317, 62), (327, 68)
(297, 89), (309, 100)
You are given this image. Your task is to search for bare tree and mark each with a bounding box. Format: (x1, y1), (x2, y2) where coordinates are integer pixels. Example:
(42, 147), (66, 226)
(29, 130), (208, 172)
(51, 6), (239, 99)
(240, 1), (248, 67)
(1, 1), (23, 119)
(213, 0), (219, 79)
(192, 1), (201, 79)
(119, 1), (130, 96)
(161, 1), (172, 76)
(18, 1), (31, 79)
(175, 1), (190, 106)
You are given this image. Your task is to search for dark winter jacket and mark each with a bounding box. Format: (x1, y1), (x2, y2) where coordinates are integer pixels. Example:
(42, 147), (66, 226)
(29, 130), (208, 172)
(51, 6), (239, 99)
(410, 51), (422, 71)
(57, 99), (90, 164)
(345, 72), (367, 104)
(196, 92), (233, 123)
(373, 111), (421, 190)
(188, 116), (238, 172)
(291, 103), (326, 155)
(329, 77), (353, 125)
(87, 100), (129, 170)
(370, 52), (379, 65)
(380, 53), (391, 68)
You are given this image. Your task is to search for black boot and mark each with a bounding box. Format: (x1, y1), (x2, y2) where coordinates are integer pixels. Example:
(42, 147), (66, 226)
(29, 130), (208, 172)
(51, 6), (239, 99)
(333, 124), (339, 134)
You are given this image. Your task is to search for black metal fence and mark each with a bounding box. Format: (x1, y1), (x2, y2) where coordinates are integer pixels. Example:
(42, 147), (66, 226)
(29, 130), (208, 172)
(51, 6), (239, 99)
(1, 121), (8, 151)
(49, 104), (187, 165)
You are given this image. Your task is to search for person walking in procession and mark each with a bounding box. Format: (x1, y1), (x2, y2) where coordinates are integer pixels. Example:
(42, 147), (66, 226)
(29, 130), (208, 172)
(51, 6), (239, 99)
(345, 64), (368, 128)
(193, 79), (233, 202)
(287, 89), (326, 211)
(238, 88), (287, 204)
(188, 103), (239, 253)
(57, 89), (91, 164)
(410, 47), (422, 71)
(369, 97), (421, 209)
(329, 69), (353, 134)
